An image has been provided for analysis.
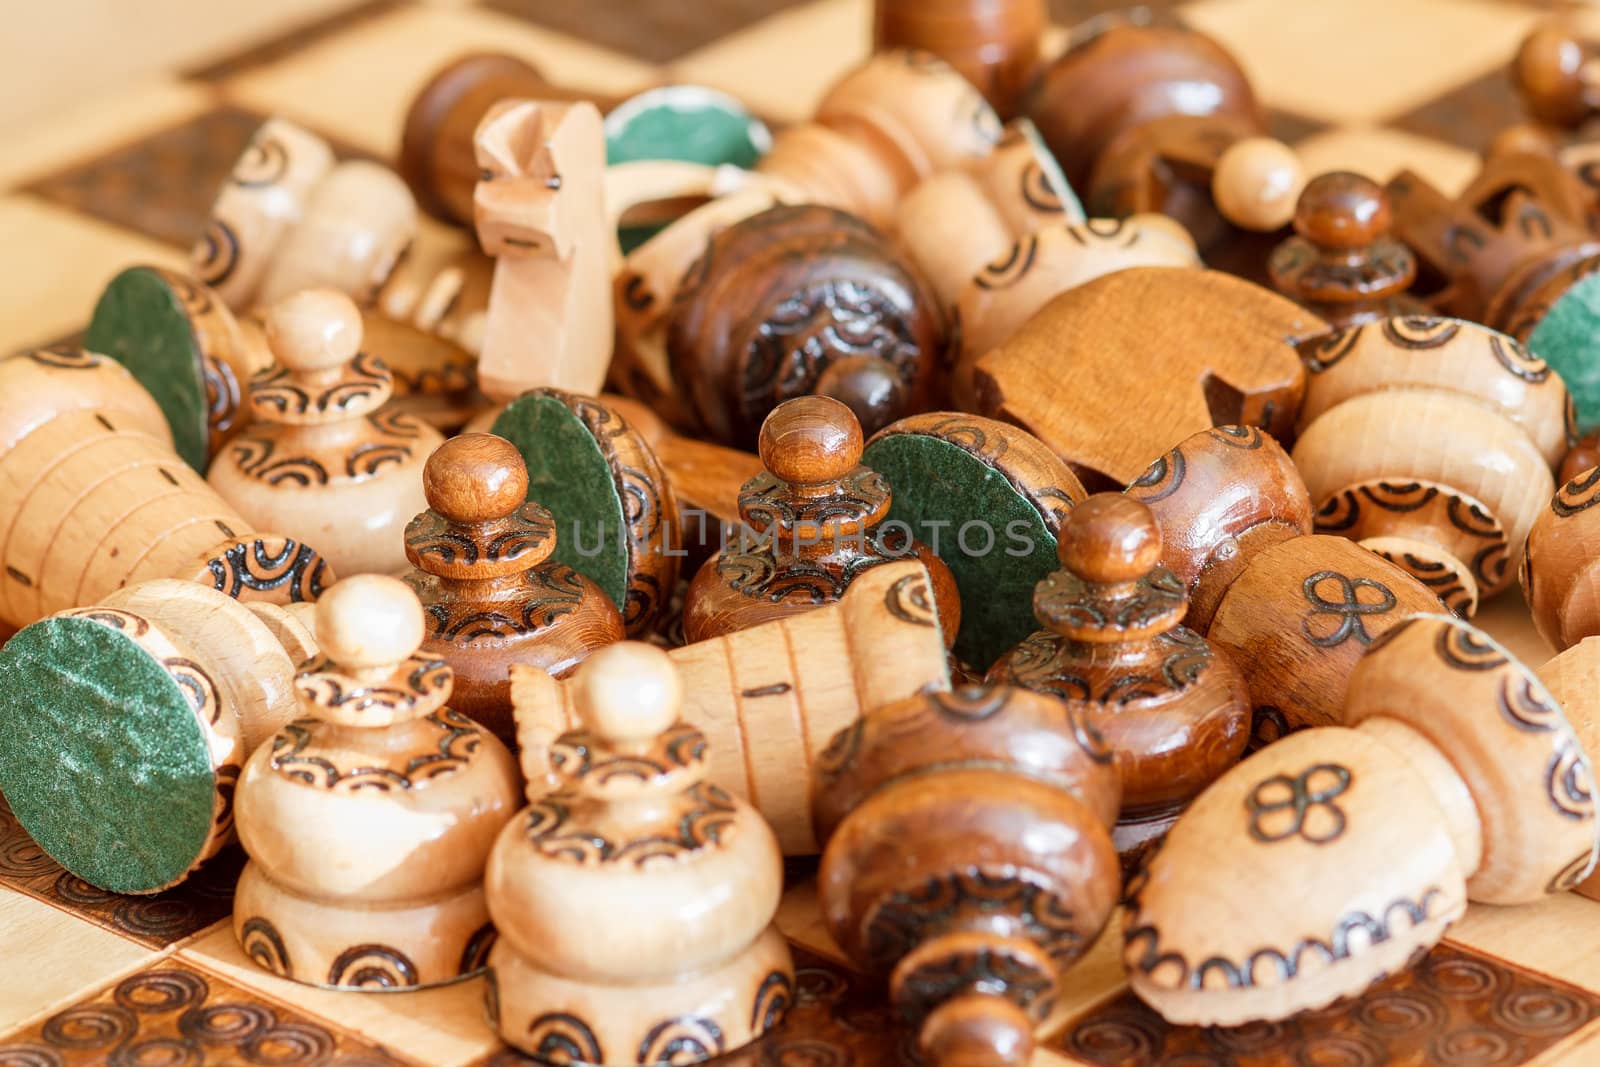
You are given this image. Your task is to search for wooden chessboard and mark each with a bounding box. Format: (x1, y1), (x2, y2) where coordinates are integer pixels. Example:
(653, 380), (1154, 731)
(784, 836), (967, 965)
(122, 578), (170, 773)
(3, 1), (1600, 1065)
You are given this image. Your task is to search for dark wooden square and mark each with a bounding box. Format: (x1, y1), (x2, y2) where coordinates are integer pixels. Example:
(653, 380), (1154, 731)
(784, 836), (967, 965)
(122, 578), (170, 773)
(1391, 66), (1525, 156)
(481, 0), (815, 65)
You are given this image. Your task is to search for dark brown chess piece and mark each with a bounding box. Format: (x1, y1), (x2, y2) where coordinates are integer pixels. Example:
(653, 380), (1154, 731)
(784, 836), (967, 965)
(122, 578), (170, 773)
(666, 205), (946, 447)
(1512, 22), (1600, 131)
(873, 0), (1047, 118)
(683, 396), (960, 642)
(813, 682), (1121, 1067)
(403, 433), (624, 742)
(987, 494), (1250, 866)
(1268, 171), (1428, 328)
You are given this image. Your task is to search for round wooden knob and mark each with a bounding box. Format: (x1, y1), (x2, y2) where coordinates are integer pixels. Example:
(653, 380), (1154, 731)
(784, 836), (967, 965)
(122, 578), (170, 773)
(264, 288), (362, 372)
(422, 432), (529, 524)
(1293, 171), (1391, 250)
(919, 993), (1033, 1067)
(1057, 494), (1162, 583)
(758, 395), (864, 485)
(1212, 137), (1304, 232)
(814, 354), (906, 438)
(315, 574), (424, 671)
(572, 640), (682, 746)
(1514, 24), (1591, 128)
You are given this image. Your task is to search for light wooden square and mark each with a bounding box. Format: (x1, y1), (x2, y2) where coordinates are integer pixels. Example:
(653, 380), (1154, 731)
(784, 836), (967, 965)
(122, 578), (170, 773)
(1292, 124), (1479, 197)
(222, 4), (658, 159)
(1182, 0), (1541, 125)
(0, 196), (187, 355)
(0, 887), (156, 1031)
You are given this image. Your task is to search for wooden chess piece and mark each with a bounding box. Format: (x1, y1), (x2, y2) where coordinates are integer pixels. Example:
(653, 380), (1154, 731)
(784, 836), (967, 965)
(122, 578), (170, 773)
(86, 266), (272, 471)
(862, 412), (1087, 671)
(1512, 22), (1600, 131)
(208, 289), (443, 577)
(512, 558), (951, 854)
(946, 214), (1200, 409)
(987, 495), (1250, 865)
(1536, 635), (1600, 903)
(233, 574), (520, 989)
(400, 53), (566, 227)
(0, 579), (316, 893)
(814, 682), (1121, 1067)
(403, 433), (624, 743)
(1268, 171), (1428, 328)
(487, 641), (793, 1063)
(683, 396), (960, 643)
(1027, 21), (1303, 248)
(1293, 315), (1566, 616)
(489, 389), (681, 636)
(873, 0), (1046, 118)
(1208, 535), (1446, 737)
(1125, 612), (1597, 1025)
(971, 267), (1318, 488)
(1561, 429), (1600, 486)
(1125, 425), (1313, 632)
(667, 205), (947, 445)
(0, 348), (330, 630)
(474, 98), (612, 401)
(1523, 467), (1600, 652)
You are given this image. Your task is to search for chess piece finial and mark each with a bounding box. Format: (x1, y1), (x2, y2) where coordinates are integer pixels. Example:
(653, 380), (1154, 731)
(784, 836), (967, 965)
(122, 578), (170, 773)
(1126, 613), (1597, 1026)
(1513, 23), (1599, 130)
(667, 204), (945, 447)
(1269, 171), (1427, 327)
(0, 348), (329, 630)
(404, 433), (624, 742)
(814, 683), (1121, 1067)
(486, 641), (794, 1063)
(872, 0), (1047, 119)
(1292, 315), (1566, 616)
(233, 574), (520, 988)
(684, 396), (960, 642)
(0, 580), (316, 892)
(207, 289), (443, 577)
(510, 559), (950, 852)
(473, 98), (612, 401)
(988, 495), (1250, 865)
(1211, 136), (1306, 233)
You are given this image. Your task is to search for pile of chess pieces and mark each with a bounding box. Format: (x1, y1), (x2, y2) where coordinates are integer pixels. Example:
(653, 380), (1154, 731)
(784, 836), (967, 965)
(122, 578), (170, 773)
(12, 3), (1600, 1064)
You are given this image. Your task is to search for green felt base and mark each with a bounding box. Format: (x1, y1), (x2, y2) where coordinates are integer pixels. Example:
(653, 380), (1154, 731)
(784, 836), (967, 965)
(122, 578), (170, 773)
(862, 434), (1057, 671)
(1530, 273), (1600, 434)
(85, 266), (210, 472)
(491, 395), (630, 612)
(0, 618), (216, 893)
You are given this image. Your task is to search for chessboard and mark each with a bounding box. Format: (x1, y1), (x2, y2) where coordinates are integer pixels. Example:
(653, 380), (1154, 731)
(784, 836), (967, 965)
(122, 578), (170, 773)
(3, 0), (1600, 1065)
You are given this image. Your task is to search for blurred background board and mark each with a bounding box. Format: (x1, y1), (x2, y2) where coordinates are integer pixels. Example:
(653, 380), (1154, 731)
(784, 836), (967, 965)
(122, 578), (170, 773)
(1, 0), (1598, 1064)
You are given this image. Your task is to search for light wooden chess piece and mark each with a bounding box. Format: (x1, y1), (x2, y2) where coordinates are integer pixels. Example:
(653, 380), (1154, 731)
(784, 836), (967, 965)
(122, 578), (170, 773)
(0, 579), (316, 893)
(207, 289), (442, 577)
(1292, 315), (1566, 616)
(474, 98), (612, 401)
(0, 347), (330, 630)
(487, 641), (794, 1064)
(403, 433), (624, 742)
(814, 682), (1121, 1067)
(1124, 613), (1598, 1025)
(988, 494), (1250, 866)
(1524, 465), (1600, 652)
(233, 574), (520, 989)
(683, 396), (960, 642)
(513, 558), (951, 854)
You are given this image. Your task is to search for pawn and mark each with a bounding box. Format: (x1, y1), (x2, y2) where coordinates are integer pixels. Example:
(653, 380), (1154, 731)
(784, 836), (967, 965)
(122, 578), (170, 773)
(987, 495), (1250, 864)
(233, 575), (521, 989)
(485, 642), (793, 1064)
(814, 683), (1121, 1067)
(208, 289), (443, 577)
(1293, 315), (1566, 615)
(1269, 171), (1428, 328)
(1125, 613), (1597, 1025)
(403, 434), (624, 744)
(683, 396), (960, 642)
